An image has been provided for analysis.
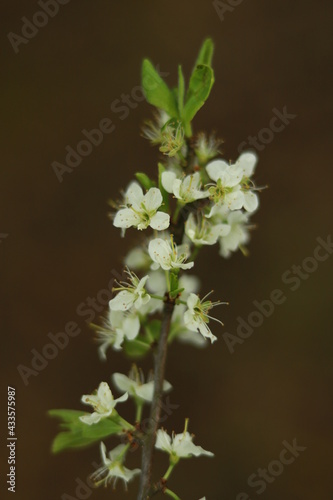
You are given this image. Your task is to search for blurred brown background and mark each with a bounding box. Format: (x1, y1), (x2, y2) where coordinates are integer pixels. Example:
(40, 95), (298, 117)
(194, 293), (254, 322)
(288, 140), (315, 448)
(1, 1), (333, 499)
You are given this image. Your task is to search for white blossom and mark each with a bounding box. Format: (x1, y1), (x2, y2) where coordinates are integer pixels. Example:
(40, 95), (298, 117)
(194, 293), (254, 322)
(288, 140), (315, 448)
(91, 442), (140, 489)
(206, 152), (259, 215)
(80, 382), (128, 425)
(162, 171), (209, 204)
(185, 213), (230, 246)
(109, 270), (150, 311)
(124, 246), (151, 271)
(170, 275), (207, 347)
(184, 292), (225, 343)
(155, 427), (214, 459)
(148, 237), (194, 271)
(219, 210), (250, 258)
(113, 182), (170, 231)
(112, 367), (172, 403)
(237, 152), (259, 212)
(95, 309), (140, 358)
(206, 159), (243, 214)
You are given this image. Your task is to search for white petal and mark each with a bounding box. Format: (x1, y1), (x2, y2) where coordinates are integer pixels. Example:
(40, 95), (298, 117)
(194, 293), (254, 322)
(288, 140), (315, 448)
(179, 275), (200, 295)
(114, 392), (129, 404)
(124, 247), (150, 270)
(150, 211), (170, 230)
(125, 182), (144, 207)
(114, 208), (140, 229)
(112, 373), (134, 393)
(148, 238), (170, 267)
(243, 191), (259, 212)
(187, 293), (199, 311)
(108, 443), (127, 462)
(172, 179), (182, 199)
(136, 380), (172, 402)
(109, 290), (134, 311)
(123, 315), (140, 340)
(80, 412), (105, 425)
(173, 432), (214, 458)
(155, 429), (172, 453)
(113, 329), (125, 350)
(161, 171), (177, 193)
(146, 270), (167, 294)
(206, 159), (229, 182)
(100, 442), (108, 465)
(97, 382), (113, 406)
(144, 187), (163, 211)
(225, 190), (244, 210)
(238, 151), (257, 177)
(177, 330), (207, 347)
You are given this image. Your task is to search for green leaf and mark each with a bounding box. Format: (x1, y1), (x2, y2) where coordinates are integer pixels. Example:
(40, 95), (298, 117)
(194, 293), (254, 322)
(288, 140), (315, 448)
(169, 270), (179, 297)
(142, 59), (178, 118)
(170, 287), (185, 300)
(123, 336), (151, 358)
(48, 409), (125, 454)
(145, 319), (162, 341)
(135, 172), (156, 190)
(182, 65), (215, 132)
(194, 38), (214, 68)
(158, 163), (170, 213)
(177, 65), (185, 115)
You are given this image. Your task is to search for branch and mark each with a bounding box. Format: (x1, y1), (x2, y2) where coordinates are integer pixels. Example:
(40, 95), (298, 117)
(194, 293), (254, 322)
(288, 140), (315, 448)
(138, 298), (175, 499)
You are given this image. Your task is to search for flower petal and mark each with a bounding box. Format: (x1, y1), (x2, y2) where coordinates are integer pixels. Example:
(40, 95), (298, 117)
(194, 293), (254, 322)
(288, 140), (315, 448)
(150, 211), (170, 230)
(114, 208), (140, 229)
(238, 151), (257, 177)
(109, 290), (135, 311)
(155, 429), (172, 453)
(161, 171), (177, 193)
(243, 191), (259, 212)
(206, 159), (229, 182)
(112, 373), (134, 394)
(125, 182), (144, 206)
(144, 187), (163, 211)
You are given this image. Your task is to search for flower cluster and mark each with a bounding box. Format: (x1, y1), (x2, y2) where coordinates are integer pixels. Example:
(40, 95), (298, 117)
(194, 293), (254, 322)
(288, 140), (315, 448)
(50, 38), (264, 499)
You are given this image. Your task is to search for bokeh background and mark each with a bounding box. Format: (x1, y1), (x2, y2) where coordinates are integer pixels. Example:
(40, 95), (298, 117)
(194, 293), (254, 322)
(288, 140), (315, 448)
(1, 1), (333, 499)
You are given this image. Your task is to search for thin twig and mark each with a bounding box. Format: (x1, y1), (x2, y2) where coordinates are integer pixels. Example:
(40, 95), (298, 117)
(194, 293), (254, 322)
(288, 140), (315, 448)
(138, 299), (175, 499)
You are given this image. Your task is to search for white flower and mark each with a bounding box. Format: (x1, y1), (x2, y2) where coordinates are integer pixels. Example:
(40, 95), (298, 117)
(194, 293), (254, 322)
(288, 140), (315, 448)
(219, 210), (250, 258)
(80, 382), (128, 425)
(206, 159), (243, 214)
(136, 269), (167, 316)
(112, 366), (172, 403)
(155, 426), (214, 459)
(148, 236), (194, 271)
(95, 310), (140, 358)
(185, 213), (230, 246)
(169, 275), (207, 347)
(91, 442), (140, 489)
(162, 171), (209, 204)
(206, 152), (259, 214)
(109, 269), (151, 311)
(114, 182), (170, 231)
(237, 152), (259, 212)
(124, 245), (151, 271)
(184, 293), (225, 343)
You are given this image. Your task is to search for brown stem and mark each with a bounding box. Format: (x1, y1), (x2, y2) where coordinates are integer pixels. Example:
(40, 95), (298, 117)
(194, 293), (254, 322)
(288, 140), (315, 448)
(137, 299), (175, 499)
